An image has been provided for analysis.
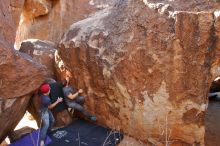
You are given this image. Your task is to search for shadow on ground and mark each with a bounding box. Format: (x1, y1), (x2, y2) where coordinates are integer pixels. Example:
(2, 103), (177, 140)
(205, 100), (220, 146)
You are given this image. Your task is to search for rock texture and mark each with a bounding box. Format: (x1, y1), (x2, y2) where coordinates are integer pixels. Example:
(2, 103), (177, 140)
(24, 0), (52, 18)
(20, 39), (56, 78)
(15, 0), (117, 49)
(26, 93), (42, 126)
(55, 0), (220, 145)
(0, 95), (30, 142)
(0, 0), (48, 142)
(0, 0), (24, 48)
(0, 44), (49, 100)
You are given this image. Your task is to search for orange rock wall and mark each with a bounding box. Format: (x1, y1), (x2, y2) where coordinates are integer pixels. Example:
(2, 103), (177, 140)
(0, 0), (48, 142)
(15, 0), (117, 49)
(55, 0), (220, 145)
(10, 0), (220, 145)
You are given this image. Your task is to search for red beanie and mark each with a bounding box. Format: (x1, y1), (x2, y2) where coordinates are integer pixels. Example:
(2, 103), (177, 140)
(40, 84), (50, 94)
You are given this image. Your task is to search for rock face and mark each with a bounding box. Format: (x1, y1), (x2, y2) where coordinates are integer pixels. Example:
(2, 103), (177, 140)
(55, 0), (220, 145)
(15, 0), (117, 49)
(0, 0), (49, 142)
(19, 39), (56, 78)
(24, 0), (52, 18)
(0, 0), (24, 48)
(0, 95), (31, 142)
(0, 49), (48, 99)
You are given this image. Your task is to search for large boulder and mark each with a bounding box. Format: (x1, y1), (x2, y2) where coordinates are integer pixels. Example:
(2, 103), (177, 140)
(0, 95), (30, 143)
(0, 48), (48, 142)
(55, 0), (220, 145)
(0, 0), (24, 48)
(0, 48), (48, 98)
(15, 0), (117, 49)
(0, 0), (49, 143)
(19, 39), (57, 78)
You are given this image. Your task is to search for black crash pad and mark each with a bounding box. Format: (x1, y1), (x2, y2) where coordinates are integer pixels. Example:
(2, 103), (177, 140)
(48, 119), (123, 146)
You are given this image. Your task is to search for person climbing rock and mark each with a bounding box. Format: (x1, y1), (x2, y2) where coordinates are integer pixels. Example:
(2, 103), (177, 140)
(62, 76), (97, 122)
(44, 78), (68, 113)
(39, 83), (63, 146)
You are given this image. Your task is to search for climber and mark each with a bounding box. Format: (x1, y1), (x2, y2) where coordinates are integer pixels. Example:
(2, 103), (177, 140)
(44, 78), (68, 114)
(39, 83), (63, 146)
(62, 75), (97, 122)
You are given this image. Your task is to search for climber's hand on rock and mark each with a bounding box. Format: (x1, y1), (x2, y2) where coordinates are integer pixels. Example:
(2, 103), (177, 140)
(78, 89), (83, 94)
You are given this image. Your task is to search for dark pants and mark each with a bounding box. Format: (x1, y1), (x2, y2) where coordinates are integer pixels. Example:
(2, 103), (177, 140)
(66, 96), (92, 118)
(40, 110), (55, 142)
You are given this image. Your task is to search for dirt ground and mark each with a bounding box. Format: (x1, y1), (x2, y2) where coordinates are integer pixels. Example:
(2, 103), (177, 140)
(118, 136), (146, 146)
(205, 100), (220, 146)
